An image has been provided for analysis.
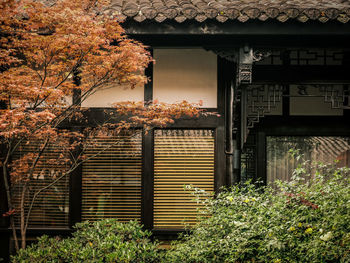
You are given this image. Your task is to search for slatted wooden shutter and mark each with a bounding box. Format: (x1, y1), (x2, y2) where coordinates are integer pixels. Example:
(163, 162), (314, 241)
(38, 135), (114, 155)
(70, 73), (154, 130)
(81, 131), (142, 222)
(12, 142), (69, 228)
(154, 129), (214, 229)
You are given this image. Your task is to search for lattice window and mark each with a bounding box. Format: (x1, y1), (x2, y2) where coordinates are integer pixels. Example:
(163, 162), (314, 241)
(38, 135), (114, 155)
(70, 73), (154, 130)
(290, 49), (343, 66)
(153, 129), (214, 229)
(254, 49), (345, 66)
(254, 50), (283, 65)
(247, 84), (284, 120)
(241, 133), (257, 183)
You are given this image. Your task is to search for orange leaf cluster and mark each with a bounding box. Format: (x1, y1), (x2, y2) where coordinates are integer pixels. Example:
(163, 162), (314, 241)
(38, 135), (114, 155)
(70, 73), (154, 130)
(0, 0), (152, 188)
(112, 100), (217, 132)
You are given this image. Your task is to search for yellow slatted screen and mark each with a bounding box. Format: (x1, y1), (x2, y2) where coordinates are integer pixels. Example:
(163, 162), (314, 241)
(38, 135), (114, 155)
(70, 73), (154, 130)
(154, 129), (214, 229)
(12, 142), (69, 228)
(81, 131), (142, 222)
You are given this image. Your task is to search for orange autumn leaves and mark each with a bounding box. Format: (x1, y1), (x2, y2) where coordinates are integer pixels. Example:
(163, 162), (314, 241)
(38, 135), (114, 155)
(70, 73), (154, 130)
(0, 0), (151, 109)
(0, 1), (215, 250)
(0, 0), (154, 250)
(112, 100), (212, 132)
(0, 0), (153, 152)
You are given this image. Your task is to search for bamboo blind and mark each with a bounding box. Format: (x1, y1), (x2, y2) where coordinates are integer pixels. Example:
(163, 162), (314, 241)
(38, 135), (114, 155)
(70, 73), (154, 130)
(12, 142), (69, 228)
(81, 131), (142, 222)
(154, 129), (214, 229)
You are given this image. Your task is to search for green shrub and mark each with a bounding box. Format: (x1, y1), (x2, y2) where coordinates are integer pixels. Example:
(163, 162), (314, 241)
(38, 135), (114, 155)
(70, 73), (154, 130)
(166, 162), (350, 263)
(12, 219), (160, 263)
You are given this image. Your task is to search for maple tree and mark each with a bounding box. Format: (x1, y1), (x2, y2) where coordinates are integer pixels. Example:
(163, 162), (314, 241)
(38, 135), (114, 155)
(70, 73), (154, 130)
(0, 0), (210, 250)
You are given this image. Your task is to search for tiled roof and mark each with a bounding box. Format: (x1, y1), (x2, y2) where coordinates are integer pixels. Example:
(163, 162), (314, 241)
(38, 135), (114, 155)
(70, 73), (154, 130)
(107, 0), (350, 23)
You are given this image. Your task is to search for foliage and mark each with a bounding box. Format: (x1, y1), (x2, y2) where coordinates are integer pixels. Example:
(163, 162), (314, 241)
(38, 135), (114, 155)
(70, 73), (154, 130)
(165, 162), (350, 263)
(0, 0), (210, 250)
(11, 219), (161, 263)
(0, 0), (150, 250)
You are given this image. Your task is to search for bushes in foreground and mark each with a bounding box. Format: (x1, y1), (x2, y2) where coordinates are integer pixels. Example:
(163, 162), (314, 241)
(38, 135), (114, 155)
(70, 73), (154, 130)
(12, 162), (350, 263)
(166, 162), (350, 263)
(12, 219), (160, 263)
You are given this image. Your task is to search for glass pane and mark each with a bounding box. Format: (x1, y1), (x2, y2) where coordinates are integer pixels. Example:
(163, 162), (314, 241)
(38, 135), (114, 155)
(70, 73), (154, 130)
(267, 136), (350, 185)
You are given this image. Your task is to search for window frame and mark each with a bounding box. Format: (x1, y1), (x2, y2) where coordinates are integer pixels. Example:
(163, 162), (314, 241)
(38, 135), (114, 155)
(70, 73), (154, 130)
(73, 51), (226, 237)
(250, 114), (350, 185)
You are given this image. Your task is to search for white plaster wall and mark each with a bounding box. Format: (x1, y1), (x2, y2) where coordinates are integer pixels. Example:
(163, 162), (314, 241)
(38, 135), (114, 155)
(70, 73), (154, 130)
(153, 49), (217, 108)
(81, 84), (144, 107)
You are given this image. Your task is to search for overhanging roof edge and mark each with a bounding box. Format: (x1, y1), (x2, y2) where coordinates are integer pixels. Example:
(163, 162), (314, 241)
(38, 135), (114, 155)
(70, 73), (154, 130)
(123, 19), (350, 36)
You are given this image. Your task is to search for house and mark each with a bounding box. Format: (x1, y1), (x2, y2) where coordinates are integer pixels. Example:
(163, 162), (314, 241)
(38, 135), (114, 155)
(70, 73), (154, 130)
(1, 0), (350, 260)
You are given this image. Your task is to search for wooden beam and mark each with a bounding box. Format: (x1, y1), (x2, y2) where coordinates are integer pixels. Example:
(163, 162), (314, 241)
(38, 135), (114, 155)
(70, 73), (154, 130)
(129, 34), (350, 49)
(124, 20), (350, 37)
(142, 129), (154, 230)
(253, 65), (350, 83)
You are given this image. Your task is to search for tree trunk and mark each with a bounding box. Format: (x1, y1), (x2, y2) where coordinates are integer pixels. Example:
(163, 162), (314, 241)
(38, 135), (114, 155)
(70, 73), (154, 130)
(20, 184), (28, 249)
(2, 161), (19, 251)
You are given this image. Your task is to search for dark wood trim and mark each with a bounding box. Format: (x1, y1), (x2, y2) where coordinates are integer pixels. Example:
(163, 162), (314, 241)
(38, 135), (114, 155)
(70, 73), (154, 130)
(257, 116), (350, 136)
(124, 19), (350, 38)
(344, 84), (350, 118)
(142, 129), (154, 230)
(69, 131), (82, 227)
(217, 56), (227, 115)
(253, 65), (350, 83)
(233, 99), (241, 183)
(256, 132), (266, 186)
(152, 229), (187, 238)
(0, 228), (72, 235)
(144, 49), (153, 103)
(0, 232), (10, 262)
(69, 166), (82, 227)
(218, 55), (235, 187)
(130, 34), (350, 50)
(215, 126), (226, 191)
(282, 85), (290, 117)
(0, 160), (8, 229)
(68, 108), (219, 128)
(281, 50), (290, 117)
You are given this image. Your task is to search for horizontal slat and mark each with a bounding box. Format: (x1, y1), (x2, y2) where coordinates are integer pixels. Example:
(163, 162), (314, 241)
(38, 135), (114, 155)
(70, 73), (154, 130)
(154, 129), (214, 230)
(81, 209), (140, 212)
(82, 132), (142, 222)
(12, 140), (69, 228)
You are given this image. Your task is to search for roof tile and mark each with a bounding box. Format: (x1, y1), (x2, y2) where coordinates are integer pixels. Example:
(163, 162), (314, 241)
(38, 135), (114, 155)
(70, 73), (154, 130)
(108, 0), (350, 23)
